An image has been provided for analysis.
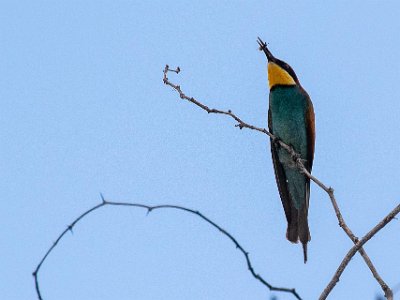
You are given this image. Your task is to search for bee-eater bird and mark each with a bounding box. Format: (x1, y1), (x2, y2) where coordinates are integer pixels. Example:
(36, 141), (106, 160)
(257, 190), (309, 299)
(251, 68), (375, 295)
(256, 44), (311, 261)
(257, 37), (315, 263)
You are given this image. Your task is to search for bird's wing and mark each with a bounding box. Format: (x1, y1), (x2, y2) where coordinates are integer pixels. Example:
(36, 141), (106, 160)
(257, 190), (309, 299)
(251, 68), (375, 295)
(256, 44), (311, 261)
(305, 93), (315, 172)
(295, 90), (314, 254)
(304, 92), (315, 212)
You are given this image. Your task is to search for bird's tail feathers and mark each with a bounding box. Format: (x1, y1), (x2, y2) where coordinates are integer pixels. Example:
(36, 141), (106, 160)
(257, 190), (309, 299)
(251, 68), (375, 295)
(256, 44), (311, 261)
(298, 204), (311, 263)
(302, 243), (308, 263)
(285, 204), (311, 263)
(286, 209), (299, 243)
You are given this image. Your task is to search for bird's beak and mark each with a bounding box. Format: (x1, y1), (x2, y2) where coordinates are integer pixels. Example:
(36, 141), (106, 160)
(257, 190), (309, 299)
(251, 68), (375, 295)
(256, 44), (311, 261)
(257, 37), (275, 62)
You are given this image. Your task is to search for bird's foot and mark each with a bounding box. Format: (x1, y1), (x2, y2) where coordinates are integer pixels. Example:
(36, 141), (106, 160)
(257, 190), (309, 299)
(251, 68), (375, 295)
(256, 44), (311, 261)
(290, 149), (307, 168)
(291, 148), (301, 162)
(272, 136), (281, 147)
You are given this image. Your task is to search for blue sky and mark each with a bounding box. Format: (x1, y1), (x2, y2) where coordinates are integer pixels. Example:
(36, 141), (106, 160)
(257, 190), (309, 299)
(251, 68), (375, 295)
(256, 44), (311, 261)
(1, 1), (400, 299)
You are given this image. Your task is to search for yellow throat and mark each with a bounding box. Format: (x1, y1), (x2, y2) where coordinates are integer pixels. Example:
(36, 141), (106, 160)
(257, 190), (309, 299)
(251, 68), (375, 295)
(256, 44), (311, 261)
(267, 62), (296, 89)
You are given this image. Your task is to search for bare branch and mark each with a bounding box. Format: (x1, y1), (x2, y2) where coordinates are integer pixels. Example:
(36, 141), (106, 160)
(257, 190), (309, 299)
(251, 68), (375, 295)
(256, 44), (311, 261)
(319, 204), (400, 300)
(163, 65), (394, 299)
(33, 198), (302, 300)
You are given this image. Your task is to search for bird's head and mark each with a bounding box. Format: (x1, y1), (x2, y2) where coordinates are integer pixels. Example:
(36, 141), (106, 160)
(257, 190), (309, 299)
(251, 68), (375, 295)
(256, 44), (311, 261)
(257, 37), (300, 90)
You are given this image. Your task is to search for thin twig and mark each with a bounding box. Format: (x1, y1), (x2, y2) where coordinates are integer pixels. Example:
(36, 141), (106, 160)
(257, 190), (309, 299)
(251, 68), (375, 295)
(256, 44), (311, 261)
(163, 65), (394, 299)
(319, 204), (400, 299)
(33, 197), (302, 300)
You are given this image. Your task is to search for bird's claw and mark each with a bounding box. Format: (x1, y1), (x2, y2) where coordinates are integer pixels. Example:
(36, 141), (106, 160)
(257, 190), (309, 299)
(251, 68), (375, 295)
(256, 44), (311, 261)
(291, 150), (303, 165)
(272, 136), (281, 147)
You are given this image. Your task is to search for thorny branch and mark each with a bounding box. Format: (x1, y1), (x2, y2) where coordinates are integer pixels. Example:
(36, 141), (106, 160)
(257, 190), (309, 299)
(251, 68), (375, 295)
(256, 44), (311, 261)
(163, 65), (396, 300)
(33, 197), (302, 300)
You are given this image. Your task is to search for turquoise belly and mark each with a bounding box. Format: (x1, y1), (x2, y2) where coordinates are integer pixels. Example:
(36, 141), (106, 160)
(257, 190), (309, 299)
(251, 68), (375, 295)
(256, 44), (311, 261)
(270, 86), (308, 208)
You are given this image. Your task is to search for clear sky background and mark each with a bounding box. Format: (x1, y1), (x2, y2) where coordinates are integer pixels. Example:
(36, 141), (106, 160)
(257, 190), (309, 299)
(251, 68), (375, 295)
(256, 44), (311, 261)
(1, 1), (400, 300)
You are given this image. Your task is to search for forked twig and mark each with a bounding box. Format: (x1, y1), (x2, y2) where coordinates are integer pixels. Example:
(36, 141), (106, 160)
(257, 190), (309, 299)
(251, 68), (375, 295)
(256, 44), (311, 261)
(163, 64), (395, 299)
(320, 204), (400, 299)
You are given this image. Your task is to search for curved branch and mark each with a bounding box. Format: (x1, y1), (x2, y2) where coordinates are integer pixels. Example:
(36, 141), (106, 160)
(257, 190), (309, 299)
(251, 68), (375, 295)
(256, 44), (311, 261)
(33, 197), (302, 300)
(163, 65), (394, 299)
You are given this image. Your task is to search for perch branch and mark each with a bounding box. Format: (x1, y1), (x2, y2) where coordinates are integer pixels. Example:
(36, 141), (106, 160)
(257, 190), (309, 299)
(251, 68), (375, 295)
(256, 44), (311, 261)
(33, 197), (302, 300)
(163, 65), (394, 299)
